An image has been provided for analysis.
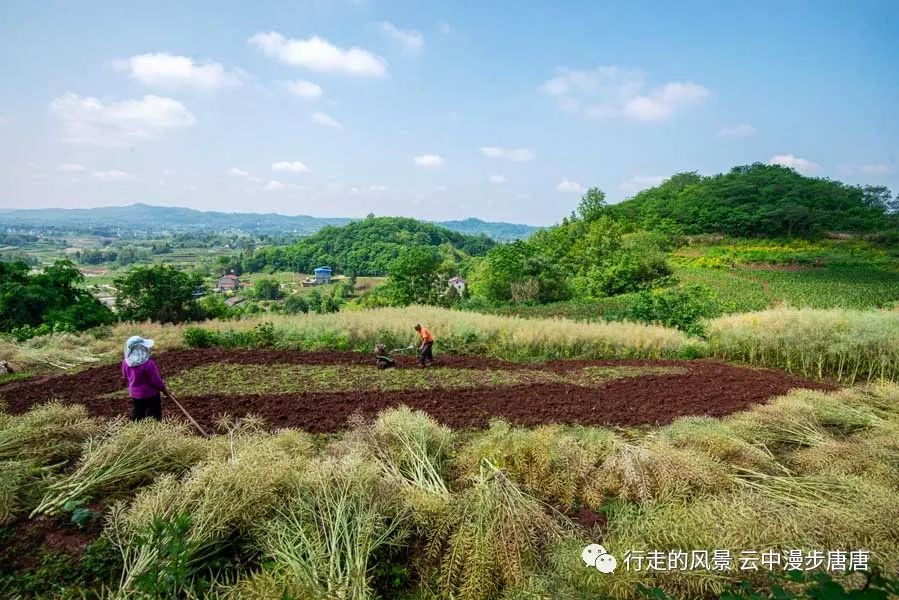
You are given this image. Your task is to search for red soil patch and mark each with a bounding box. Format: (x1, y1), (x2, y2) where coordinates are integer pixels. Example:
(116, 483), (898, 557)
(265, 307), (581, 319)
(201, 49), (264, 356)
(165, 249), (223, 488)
(0, 350), (832, 433)
(1, 516), (98, 571)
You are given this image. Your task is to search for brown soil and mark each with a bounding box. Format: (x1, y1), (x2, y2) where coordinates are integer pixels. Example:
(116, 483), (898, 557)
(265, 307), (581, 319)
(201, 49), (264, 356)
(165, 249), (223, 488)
(1, 515), (98, 572)
(0, 349), (832, 433)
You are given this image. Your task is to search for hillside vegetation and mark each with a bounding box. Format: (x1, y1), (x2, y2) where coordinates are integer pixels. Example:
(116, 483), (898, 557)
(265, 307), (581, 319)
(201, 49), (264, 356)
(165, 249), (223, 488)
(607, 164), (896, 237)
(243, 216), (495, 276)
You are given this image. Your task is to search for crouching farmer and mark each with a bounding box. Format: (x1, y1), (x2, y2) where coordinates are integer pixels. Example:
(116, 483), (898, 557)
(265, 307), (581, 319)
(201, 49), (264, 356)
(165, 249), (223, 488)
(122, 336), (167, 421)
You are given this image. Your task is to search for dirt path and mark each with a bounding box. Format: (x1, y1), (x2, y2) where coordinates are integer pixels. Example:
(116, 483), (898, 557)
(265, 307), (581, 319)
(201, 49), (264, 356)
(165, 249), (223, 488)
(0, 349), (832, 432)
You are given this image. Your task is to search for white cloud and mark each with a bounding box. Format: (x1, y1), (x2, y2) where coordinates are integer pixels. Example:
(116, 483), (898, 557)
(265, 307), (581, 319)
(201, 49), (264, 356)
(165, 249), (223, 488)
(264, 179), (287, 191)
(860, 164), (891, 174)
(227, 167), (249, 177)
(622, 82), (710, 121)
(272, 161), (309, 173)
(488, 174), (506, 184)
(557, 179), (586, 194)
(769, 154), (820, 174)
(91, 170), (132, 181)
(540, 66), (709, 122)
(312, 111), (343, 129)
(286, 79), (323, 98)
(619, 175), (665, 195)
(480, 146), (535, 162)
(438, 21), (452, 35)
(379, 21), (424, 54)
(249, 32), (387, 78)
(162, 168), (177, 176)
(56, 163), (85, 172)
(717, 124), (756, 138)
(837, 163), (892, 175)
(114, 53), (243, 91)
(368, 184), (388, 192)
(50, 93), (195, 147)
(413, 154), (444, 167)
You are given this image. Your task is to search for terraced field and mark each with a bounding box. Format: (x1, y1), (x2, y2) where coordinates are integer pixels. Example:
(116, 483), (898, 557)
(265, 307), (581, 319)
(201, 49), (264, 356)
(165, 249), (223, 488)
(1, 349), (827, 432)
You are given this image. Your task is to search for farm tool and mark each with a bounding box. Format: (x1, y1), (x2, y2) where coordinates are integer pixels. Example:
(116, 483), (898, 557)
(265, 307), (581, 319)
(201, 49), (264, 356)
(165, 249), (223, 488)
(391, 345), (417, 354)
(166, 391), (209, 437)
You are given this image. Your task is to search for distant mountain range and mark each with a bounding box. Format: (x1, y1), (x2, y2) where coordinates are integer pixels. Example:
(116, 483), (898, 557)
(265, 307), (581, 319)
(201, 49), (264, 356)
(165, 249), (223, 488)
(0, 203), (539, 241)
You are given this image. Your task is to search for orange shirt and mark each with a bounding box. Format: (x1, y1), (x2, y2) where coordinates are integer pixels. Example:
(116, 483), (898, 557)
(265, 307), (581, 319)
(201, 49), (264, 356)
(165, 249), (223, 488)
(418, 327), (434, 343)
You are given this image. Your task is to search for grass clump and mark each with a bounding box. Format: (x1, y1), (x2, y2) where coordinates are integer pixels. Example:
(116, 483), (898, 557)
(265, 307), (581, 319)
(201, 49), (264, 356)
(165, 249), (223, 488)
(661, 416), (782, 474)
(581, 477), (899, 599)
(790, 420), (899, 486)
(584, 440), (730, 506)
(708, 307), (899, 383)
(181, 305), (695, 361)
(0, 459), (55, 524)
(727, 403), (830, 450)
(726, 387), (885, 452)
(426, 459), (566, 600)
(0, 401), (99, 463)
(253, 452), (409, 600)
(33, 418), (211, 516)
(347, 406), (454, 520)
(108, 428), (312, 593)
(0, 402), (99, 521)
(455, 421), (618, 508)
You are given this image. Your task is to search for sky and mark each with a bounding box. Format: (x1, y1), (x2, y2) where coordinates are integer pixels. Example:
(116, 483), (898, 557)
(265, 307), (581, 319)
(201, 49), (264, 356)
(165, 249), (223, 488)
(1, 0), (897, 226)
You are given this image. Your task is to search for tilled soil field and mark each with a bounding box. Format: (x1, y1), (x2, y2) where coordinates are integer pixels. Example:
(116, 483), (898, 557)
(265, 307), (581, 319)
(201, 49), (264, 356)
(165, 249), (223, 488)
(0, 349), (832, 432)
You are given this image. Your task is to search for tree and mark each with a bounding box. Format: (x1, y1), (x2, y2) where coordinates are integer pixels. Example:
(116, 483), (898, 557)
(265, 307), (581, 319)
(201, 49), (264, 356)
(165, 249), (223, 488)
(283, 294), (309, 314)
(576, 187), (607, 222)
(115, 265), (203, 323)
(861, 185), (892, 211)
(0, 259), (113, 335)
(245, 216), (494, 276)
(197, 294), (231, 320)
(606, 164), (891, 237)
(251, 278), (283, 301)
(383, 246), (445, 306)
(469, 241), (570, 304)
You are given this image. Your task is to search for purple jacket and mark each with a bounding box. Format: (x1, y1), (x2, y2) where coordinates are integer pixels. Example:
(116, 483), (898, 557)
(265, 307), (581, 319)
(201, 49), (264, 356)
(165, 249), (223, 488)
(122, 359), (166, 400)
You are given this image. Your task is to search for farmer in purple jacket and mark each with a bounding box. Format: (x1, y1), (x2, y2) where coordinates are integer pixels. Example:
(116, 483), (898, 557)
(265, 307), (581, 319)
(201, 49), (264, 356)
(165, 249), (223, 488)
(121, 336), (167, 421)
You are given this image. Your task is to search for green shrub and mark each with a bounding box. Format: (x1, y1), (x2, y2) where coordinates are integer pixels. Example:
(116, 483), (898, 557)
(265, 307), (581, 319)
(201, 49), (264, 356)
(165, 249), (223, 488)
(624, 284), (722, 336)
(183, 322), (280, 349)
(282, 294), (309, 314)
(183, 326), (219, 348)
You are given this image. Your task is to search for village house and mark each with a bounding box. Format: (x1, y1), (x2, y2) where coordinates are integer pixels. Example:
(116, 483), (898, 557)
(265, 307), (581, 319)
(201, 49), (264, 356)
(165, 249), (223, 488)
(218, 274), (240, 293)
(448, 276), (467, 295)
(302, 266), (333, 287)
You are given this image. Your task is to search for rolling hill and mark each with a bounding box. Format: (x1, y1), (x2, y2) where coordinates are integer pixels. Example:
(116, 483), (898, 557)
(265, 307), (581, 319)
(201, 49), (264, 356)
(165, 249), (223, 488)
(0, 203), (539, 241)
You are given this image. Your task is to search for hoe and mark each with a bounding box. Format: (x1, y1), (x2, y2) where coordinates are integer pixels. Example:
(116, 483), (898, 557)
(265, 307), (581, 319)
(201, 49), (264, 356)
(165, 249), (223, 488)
(166, 391), (209, 437)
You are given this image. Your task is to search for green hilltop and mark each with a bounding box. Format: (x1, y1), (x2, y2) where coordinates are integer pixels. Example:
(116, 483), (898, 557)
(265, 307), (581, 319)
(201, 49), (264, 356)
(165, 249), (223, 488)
(607, 163), (897, 237)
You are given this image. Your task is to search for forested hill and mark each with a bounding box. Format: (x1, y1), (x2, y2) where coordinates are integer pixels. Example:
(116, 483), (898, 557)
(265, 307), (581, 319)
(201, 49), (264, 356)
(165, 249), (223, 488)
(0, 203), (538, 240)
(607, 164), (896, 237)
(243, 216), (495, 275)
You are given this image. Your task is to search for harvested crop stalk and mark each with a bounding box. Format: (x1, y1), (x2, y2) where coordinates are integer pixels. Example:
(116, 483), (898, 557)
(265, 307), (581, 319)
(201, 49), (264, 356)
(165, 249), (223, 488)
(31, 418), (209, 517)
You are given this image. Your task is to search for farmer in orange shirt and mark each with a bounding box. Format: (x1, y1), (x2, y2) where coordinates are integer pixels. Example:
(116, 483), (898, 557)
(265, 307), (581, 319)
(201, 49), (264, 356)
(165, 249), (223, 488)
(414, 323), (435, 366)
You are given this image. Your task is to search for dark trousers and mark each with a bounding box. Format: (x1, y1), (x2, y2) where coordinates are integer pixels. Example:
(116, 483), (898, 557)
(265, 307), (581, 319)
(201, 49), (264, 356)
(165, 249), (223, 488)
(131, 394), (162, 421)
(420, 341), (434, 365)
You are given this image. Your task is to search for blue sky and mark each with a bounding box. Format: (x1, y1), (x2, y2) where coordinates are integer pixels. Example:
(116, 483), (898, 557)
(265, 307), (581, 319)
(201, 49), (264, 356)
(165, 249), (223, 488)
(1, 0), (897, 225)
